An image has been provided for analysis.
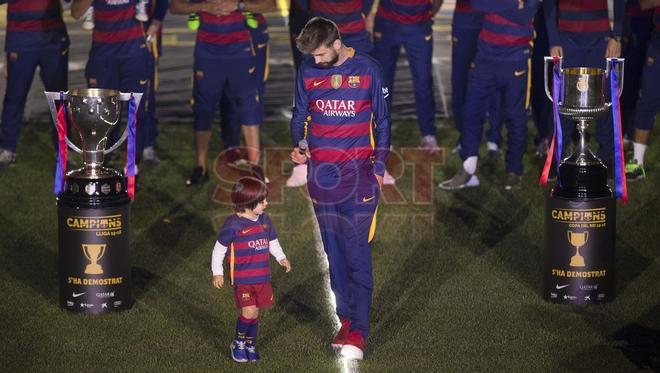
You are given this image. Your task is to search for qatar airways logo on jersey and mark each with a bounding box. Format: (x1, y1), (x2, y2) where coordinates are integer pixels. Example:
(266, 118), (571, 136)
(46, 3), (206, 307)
(248, 238), (269, 251)
(315, 99), (356, 117)
(107, 0), (130, 5)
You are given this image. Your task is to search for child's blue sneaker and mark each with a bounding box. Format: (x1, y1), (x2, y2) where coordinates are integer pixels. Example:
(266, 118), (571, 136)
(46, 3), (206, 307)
(230, 340), (248, 363)
(246, 345), (259, 362)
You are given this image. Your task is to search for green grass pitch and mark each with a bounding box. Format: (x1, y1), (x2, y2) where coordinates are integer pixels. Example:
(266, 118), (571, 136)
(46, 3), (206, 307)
(0, 118), (658, 372)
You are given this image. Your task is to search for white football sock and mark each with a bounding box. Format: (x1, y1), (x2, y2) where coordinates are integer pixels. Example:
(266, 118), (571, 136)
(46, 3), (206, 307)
(632, 142), (647, 166)
(463, 156), (478, 175)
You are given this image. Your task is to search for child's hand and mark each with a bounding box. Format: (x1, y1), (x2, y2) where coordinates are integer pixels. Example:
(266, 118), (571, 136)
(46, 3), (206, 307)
(279, 258), (292, 273)
(212, 275), (224, 288)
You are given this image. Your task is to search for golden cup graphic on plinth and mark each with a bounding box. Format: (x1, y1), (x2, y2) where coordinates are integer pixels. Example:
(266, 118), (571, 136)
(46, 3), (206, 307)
(82, 244), (106, 274)
(567, 231), (588, 267)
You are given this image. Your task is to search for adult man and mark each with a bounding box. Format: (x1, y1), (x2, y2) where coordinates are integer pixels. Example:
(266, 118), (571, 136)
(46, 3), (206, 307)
(170, 0), (274, 185)
(71, 0), (153, 171)
(371, 0), (442, 153)
(290, 17), (390, 360)
(625, 1), (660, 180)
(0, 0), (69, 169)
(544, 0), (625, 167)
(439, 0), (541, 191)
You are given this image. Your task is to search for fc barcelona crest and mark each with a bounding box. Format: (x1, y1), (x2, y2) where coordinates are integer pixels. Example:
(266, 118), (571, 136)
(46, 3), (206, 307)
(331, 74), (343, 89)
(348, 76), (360, 88)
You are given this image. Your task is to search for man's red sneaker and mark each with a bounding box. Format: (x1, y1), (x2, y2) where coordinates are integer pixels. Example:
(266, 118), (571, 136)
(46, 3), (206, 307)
(340, 330), (365, 360)
(331, 318), (351, 348)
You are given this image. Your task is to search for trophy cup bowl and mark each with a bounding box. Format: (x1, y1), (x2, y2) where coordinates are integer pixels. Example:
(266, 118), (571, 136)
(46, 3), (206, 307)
(67, 89), (121, 176)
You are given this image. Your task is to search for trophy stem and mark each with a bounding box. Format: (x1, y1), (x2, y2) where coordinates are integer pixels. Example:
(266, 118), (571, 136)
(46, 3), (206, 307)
(576, 120), (589, 166)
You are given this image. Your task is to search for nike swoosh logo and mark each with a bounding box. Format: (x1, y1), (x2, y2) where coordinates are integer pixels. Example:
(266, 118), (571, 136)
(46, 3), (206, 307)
(241, 229), (252, 234)
(556, 284), (569, 290)
(362, 196), (376, 202)
(139, 79), (148, 85)
(514, 70), (527, 77)
(313, 80), (325, 87)
(257, 43), (267, 49)
(72, 292), (86, 298)
(424, 34), (432, 41)
(249, 67), (256, 73)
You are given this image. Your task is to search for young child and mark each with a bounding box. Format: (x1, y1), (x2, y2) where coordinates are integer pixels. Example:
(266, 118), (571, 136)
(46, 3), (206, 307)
(211, 176), (291, 363)
(64, 0), (149, 30)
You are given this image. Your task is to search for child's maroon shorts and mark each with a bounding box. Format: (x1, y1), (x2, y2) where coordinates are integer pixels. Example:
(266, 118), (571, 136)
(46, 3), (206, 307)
(233, 282), (274, 309)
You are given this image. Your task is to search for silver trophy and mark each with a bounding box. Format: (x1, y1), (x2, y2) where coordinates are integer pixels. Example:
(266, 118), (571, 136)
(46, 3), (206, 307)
(543, 57), (624, 197)
(45, 88), (143, 179)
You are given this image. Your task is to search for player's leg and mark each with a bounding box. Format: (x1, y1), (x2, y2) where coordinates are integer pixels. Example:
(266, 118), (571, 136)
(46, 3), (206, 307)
(227, 57), (262, 165)
(440, 57), (495, 190)
(372, 25), (402, 112)
(450, 26), (480, 147)
(627, 44), (660, 180)
(313, 202), (353, 337)
(118, 53), (151, 166)
(38, 45), (69, 152)
(500, 59), (529, 190)
(403, 23), (438, 150)
(338, 175), (380, 360)
(0, 49), (40, 166)
(189, 57), (226, 184)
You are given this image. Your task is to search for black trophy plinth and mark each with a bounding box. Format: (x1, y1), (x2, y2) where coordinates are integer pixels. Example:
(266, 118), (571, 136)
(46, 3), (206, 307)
(57, 168), (134, 314)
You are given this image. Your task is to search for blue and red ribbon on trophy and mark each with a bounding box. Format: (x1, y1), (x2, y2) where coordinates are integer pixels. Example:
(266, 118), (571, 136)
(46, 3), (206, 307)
(54, 91), (68, 195)
(539, 56), (563, 186)
(610, 58), (628, 204)
(126, 94), (137, 200)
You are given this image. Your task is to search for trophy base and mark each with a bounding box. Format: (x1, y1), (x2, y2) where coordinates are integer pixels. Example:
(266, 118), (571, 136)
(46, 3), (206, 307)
(552, 161), (611, 199)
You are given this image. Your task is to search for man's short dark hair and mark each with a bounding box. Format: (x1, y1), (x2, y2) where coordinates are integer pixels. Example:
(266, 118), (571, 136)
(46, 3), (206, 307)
(296, 17), (341, 54)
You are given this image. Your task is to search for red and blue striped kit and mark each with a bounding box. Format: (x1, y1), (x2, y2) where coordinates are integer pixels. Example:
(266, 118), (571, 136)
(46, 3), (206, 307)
(473, 1), (539, 61)
(376, 0), (432, 25)
(545, 0), (624, 48)
(291, 51), (390, 201)
(4, 0), (68, 51)
(194, 3), (253, 60)
(218, 214), (278, 286)
(91, 0), (146, 59)
(309, 0), (372, 43)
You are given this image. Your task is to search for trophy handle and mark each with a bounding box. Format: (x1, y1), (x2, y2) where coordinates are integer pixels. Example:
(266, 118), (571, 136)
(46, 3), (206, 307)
(544, 56), (562, 103)
(567, 230), (572, 243)
(44, 91), (84, 154)
(605, 58), (625, 99)
(104, 92), (143, 155)
(583, 231), (588, 244)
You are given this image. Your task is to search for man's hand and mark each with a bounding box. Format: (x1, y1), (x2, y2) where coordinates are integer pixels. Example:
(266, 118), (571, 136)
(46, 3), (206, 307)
(375, 174), (383, 189)
(290, 147), (309, 165)
(146, 20), (162, 39)
(278, 258), (292, 273)
(549, 46), (563, 57)
(212, 275), (224, 288)
(605, 38), (621, 58)
(365, 12), (375, 40)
